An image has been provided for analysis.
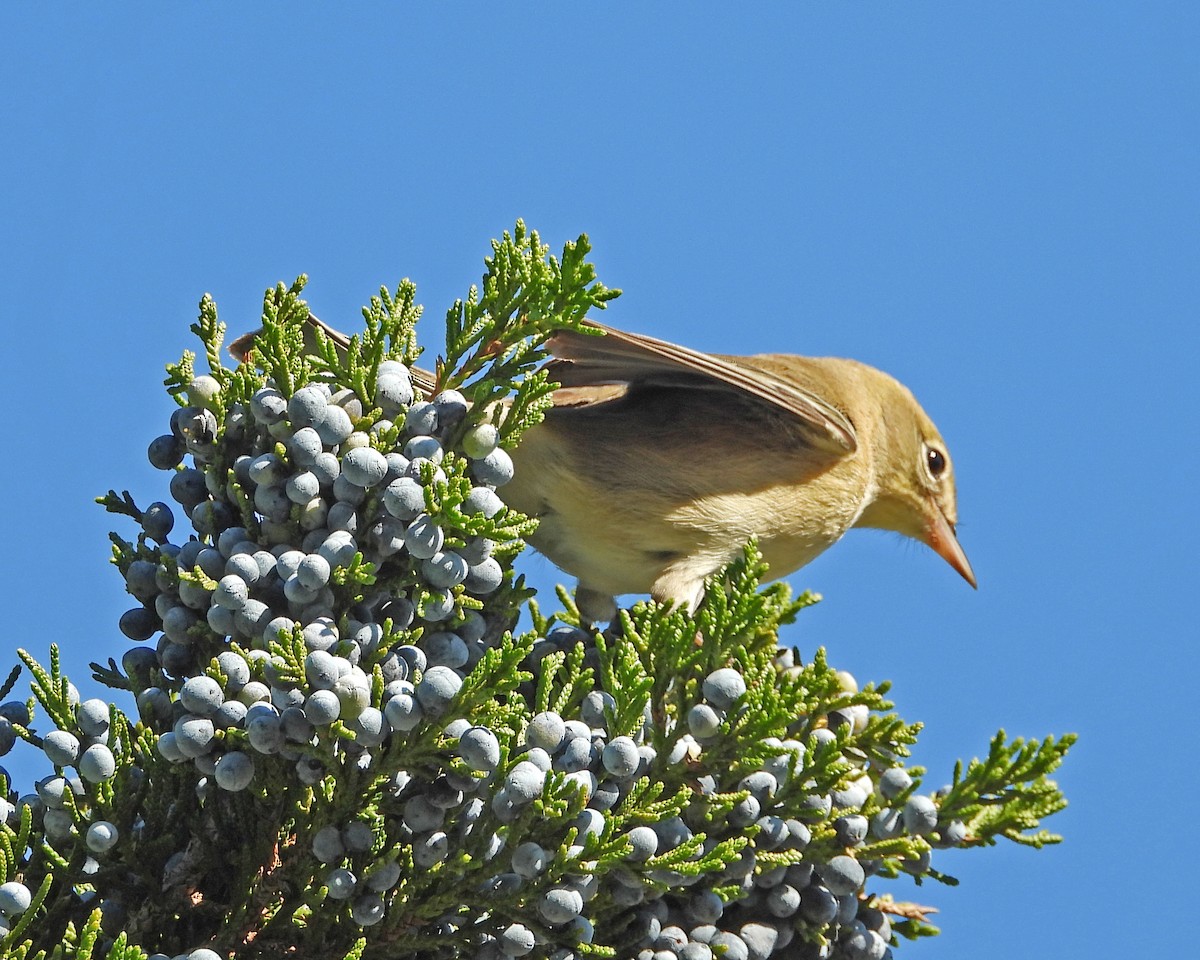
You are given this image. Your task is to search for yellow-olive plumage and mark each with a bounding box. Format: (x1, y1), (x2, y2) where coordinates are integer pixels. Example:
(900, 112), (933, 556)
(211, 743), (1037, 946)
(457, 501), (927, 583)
(231, 317), (974, 619)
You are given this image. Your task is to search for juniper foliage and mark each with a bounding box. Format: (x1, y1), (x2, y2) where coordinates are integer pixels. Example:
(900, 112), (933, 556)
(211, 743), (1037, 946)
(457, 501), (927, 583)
(0, 223), (1074, 960)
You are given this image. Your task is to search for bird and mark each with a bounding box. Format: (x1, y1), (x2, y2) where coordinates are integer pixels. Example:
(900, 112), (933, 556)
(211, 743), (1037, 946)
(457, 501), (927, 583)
(230, 315), (974, 620)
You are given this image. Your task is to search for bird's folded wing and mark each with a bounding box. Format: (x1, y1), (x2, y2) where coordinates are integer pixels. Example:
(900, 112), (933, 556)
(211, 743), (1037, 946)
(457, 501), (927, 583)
(410, 366), (438, 395)
(233, 313), (855, 453)
(291, 314), (439, 394)
(546, 322), (858, 454)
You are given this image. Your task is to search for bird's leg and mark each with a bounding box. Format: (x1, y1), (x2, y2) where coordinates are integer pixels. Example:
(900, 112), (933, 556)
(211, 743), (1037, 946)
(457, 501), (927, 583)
(574, 585), (618, 625)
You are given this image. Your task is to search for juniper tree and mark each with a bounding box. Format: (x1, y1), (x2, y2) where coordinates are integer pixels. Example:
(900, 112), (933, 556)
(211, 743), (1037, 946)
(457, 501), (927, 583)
(0, 222), (1074, 960)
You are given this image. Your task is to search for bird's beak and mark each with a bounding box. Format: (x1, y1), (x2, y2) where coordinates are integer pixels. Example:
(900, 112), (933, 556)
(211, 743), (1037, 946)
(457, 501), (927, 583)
(926, 503), (977, 588)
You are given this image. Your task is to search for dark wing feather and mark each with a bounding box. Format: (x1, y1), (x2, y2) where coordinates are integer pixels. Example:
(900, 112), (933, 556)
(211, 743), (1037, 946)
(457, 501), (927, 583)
(303, 315), (439, 394)
(309, 319), (441, 393)
(546, 322), (857, 453)
(229, 314), (438, 394)
(231, 315), (854, 453)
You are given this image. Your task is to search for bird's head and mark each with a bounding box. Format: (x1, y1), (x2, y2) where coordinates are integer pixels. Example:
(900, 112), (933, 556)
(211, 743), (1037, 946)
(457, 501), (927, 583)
(853, 369), (976, 588)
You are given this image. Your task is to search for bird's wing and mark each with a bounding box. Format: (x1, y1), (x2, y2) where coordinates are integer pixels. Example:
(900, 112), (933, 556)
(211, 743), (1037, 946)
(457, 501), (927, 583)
(546, 322), (858, 453)
(307, 316), (444, 396)
(229, 314), (439, 394)
(301, 315), (442, 394)
(230, 314), (854, 452)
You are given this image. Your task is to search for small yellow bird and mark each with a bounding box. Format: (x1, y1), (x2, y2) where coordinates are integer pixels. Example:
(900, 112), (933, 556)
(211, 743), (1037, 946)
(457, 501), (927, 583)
(231, 316), (974, 619)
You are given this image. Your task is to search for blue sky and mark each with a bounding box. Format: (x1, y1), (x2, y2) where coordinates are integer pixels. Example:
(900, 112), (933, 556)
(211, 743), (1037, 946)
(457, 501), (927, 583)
(1, 4), (1195, 957)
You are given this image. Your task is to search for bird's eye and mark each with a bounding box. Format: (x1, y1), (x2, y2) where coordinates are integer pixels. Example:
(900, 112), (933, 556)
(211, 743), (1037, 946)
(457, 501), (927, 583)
(926, 446), (947, 479)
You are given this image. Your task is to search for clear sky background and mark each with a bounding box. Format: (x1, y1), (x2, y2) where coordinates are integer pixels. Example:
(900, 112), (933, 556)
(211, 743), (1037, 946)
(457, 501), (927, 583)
(1, 4), (1195, 958)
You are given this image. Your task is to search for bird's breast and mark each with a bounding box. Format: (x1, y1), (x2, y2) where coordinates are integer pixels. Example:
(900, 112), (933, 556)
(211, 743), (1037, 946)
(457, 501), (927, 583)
(502, 409), (871, 597)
